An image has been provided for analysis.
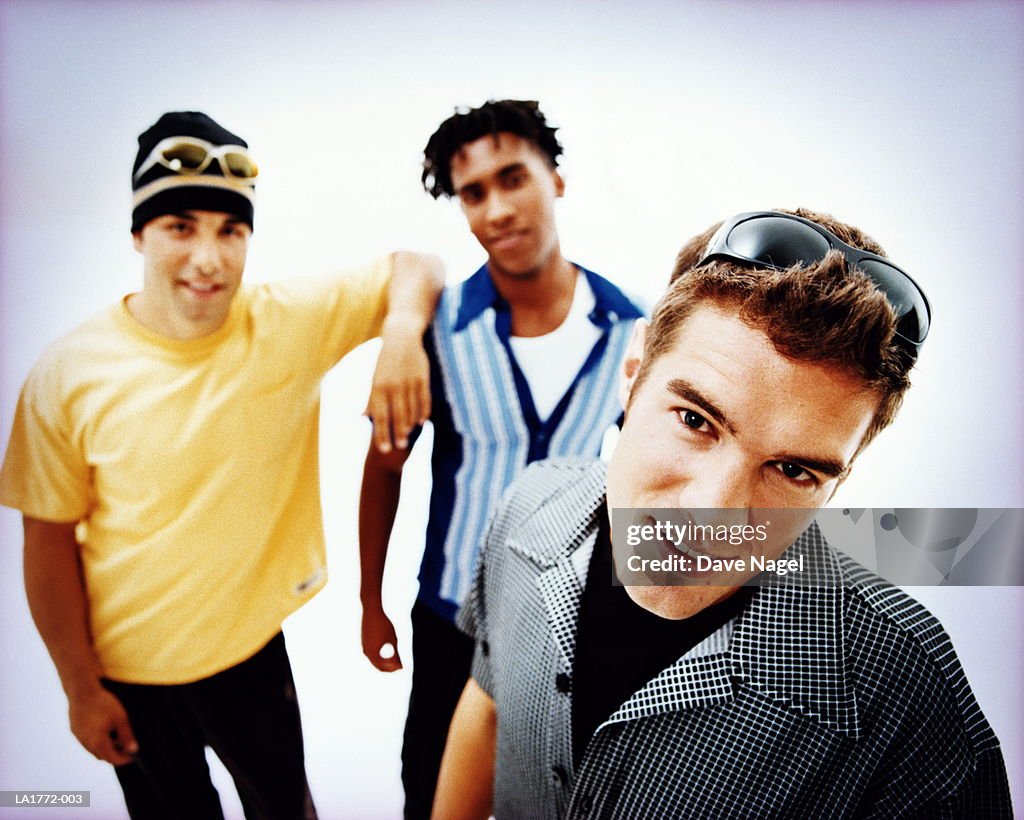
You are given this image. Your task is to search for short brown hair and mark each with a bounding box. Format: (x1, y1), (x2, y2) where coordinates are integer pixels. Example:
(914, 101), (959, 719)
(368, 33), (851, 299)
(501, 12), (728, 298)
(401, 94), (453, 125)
(636, 208), (917, 454)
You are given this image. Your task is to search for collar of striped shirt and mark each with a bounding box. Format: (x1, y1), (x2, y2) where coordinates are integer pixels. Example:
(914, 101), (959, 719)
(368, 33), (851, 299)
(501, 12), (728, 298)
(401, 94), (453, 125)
(452, 264), (644, 333)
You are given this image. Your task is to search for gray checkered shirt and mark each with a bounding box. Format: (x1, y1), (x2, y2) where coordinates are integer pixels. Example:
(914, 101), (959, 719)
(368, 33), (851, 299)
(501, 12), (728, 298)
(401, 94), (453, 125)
(458, 459), (1012, 819)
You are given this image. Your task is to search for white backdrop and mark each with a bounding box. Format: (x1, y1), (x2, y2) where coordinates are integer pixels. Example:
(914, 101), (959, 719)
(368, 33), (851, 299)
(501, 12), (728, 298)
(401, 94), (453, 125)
(1, 1), (1021, 817)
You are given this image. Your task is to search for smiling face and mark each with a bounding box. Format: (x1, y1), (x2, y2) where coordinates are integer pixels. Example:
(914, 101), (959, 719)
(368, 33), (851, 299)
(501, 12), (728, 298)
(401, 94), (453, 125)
(131, 210), (250, 340)
(606, 303), (879, 619)
(448, 132), (565, 280)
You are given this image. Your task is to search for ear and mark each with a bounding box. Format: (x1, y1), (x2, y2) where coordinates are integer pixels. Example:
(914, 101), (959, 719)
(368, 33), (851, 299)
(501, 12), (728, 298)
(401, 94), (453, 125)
(619, 319), (648, 410)
(132, 231), (144, 253)
(553, 168), (565, 199)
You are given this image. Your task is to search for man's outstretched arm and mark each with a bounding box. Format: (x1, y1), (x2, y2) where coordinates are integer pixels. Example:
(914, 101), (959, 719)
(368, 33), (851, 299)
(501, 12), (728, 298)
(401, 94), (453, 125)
(367, 251), (444, 453)
(23, 516), (137, 765)
(431, 677), (497, 820)
(358, 440), (413, 672)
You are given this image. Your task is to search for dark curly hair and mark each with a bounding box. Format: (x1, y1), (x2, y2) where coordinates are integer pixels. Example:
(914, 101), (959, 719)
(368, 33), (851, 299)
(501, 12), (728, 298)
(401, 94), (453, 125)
(422, 99), (562, 199)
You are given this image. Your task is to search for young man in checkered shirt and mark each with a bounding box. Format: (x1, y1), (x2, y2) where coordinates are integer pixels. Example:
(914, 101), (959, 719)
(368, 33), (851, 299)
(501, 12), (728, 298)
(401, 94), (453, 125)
(433, 209), (1012, 818)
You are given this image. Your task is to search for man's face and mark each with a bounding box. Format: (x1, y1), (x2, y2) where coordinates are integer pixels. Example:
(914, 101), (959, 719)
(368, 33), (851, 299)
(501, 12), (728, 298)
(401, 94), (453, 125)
(449, 132), (564, 279)
(132, 210), (250, 338)
(606, 303), (879, 619)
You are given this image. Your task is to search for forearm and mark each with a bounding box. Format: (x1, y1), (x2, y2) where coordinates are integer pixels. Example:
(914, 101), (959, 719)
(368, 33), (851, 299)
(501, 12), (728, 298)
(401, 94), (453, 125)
(383, 251), (444, 339)
(22, 517), (103, 699)
(432, 678), (497, 820)
(358, 443), (411, 672)
(358, 450), (405, 610)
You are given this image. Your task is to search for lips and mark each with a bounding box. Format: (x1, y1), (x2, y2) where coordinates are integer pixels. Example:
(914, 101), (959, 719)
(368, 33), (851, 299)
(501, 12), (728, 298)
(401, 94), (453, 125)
(179, 280), (223, 296)
(488, 229), (528, 252)
(654, 534), (734, 564)
(643, 515), (742, 582)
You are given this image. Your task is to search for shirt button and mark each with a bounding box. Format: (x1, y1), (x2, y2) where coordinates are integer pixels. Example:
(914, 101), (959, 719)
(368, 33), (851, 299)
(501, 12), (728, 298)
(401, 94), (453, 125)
(481, 640), (490, 657)
(555, 672), (571, 693)
(551, 765), (567, 786)
(579, 794), (594, 813)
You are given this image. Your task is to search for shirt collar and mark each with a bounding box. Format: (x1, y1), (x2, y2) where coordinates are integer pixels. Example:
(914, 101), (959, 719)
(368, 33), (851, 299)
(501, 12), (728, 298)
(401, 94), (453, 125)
(453, 263), (643, 332)
(729, 526), (860, 737)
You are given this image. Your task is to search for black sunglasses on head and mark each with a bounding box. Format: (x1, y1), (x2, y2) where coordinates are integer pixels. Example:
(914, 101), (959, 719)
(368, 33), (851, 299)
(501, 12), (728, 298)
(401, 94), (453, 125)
(697, 211), (931, 352)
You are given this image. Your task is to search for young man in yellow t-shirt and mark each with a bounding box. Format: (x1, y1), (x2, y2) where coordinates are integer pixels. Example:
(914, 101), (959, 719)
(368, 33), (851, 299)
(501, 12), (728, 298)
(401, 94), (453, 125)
(0, 111), (444, 819)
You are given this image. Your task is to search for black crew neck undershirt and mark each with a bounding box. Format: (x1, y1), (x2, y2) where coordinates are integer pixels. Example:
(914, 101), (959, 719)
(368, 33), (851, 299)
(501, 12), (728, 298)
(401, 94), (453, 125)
(571, 504), (754, 767)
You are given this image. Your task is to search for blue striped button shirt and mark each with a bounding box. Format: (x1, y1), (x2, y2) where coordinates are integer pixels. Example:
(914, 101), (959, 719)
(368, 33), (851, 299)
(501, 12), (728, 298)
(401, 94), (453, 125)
(416, 264), (644, 622)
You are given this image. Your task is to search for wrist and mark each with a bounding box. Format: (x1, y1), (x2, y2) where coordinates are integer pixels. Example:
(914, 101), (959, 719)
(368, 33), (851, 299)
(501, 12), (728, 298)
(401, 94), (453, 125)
(381, 312), (428, 341)
(62, 667), (105, 702)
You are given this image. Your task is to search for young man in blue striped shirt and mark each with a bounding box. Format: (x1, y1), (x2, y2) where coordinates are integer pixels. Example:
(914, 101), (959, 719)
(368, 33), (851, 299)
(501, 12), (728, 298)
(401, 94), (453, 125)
(357, 100), (643, 819)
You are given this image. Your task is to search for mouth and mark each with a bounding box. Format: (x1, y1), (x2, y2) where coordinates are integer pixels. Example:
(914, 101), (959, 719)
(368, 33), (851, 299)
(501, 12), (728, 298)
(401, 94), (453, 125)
(488, 230), (528, 253)
(178, 280), (224, 298)
(643, 515), (743, 582)
(654, 535), (736, 563)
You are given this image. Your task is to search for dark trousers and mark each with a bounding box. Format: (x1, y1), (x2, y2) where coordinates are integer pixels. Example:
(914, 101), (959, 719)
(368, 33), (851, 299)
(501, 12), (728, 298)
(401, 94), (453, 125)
(104, 632), (316, 820)
(401, 600), (475, 820)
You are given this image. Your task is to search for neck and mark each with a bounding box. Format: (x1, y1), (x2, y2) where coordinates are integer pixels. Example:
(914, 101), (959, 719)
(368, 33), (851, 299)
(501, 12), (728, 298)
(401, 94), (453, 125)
(491, 251), (579, 337)
(126, 292), (229, 341)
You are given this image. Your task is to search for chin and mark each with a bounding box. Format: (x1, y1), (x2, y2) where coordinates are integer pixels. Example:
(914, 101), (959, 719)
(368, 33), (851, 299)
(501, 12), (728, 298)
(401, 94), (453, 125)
(493, 261), (542, 279)
(623, 584), (737, 620)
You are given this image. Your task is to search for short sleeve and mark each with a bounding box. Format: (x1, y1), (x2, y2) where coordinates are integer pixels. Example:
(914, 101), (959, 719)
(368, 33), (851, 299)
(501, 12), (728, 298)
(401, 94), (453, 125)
(316, 255), (392, 369)
(0, 370), (90, 522)
(252, 255), (393, 375)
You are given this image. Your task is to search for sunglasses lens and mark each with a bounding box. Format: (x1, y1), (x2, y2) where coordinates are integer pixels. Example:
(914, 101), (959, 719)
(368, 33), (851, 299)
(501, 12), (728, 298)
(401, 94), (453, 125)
(162, 142), (208, 171)
(223, 151), (258, 179)
(727, 216), (831, 269)
(858, 260), (930, 344)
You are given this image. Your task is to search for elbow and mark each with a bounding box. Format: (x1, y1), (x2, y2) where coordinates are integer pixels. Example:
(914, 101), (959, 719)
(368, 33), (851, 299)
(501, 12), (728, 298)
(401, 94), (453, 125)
(392, 251), (445, 290)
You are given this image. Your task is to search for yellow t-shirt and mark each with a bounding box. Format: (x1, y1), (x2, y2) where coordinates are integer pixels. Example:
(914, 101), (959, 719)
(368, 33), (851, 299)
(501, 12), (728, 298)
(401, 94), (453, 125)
(0, 258), (391, 684)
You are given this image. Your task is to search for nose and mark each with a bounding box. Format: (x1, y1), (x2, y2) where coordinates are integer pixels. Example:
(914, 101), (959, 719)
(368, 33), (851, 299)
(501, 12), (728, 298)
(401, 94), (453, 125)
(190, 235), (220, 276)
(485, 189), (514, 226)
(676, 452), (756, 519)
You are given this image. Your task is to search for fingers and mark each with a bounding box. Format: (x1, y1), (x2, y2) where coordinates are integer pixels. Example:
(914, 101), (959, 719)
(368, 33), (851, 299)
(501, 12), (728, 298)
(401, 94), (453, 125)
(389, 387), (411, 452)
(104, 711), (139, 766)
(368, 333), (431, 452)
(362, 613), (404, 673)
(367, 395), (393, 455)
(418, 376), (431, 426)
(369, 639), (403, 673)
(368, 381), (423, 453)
(86, 735), (132, 766)
(73, 692), (139, 766)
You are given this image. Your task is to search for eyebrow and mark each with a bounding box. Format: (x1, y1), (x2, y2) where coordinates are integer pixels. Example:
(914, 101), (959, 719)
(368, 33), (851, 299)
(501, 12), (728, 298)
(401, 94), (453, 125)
(666, 379), (737, 435)
(773, 453), (850, 480)
(666, 378), (850, 480)
(497, 162), (526, 180)
(454, 162), (527, 198)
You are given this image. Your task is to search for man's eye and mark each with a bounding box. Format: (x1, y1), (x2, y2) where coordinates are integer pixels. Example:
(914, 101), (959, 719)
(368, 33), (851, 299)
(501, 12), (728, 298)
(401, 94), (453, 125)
(775, 462), (811, 482)
(680, 409), (709, 431)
